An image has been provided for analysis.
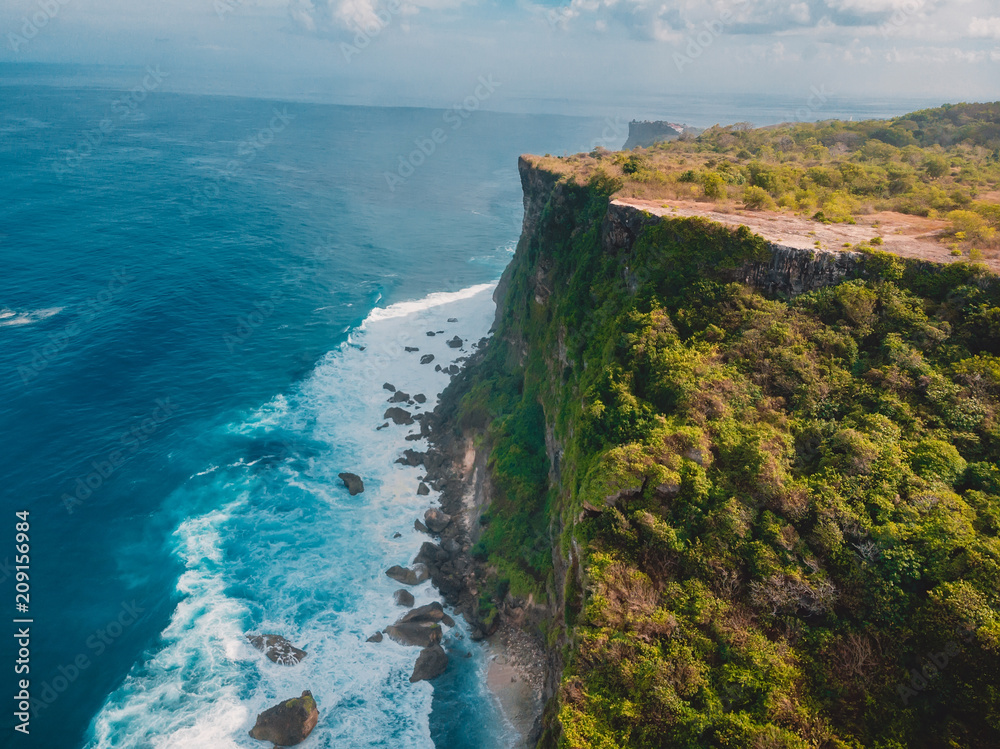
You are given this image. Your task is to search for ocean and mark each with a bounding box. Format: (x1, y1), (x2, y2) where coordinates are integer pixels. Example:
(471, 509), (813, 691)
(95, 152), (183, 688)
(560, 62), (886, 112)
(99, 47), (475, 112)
(0, 73), (943, 748)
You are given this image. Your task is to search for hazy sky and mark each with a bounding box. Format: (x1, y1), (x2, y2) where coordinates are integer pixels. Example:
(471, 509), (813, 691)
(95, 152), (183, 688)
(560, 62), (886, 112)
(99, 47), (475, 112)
(1, 0), (997, 115)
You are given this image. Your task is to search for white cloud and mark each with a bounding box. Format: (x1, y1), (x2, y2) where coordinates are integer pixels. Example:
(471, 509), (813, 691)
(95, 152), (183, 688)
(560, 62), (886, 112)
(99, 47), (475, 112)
(969, 16), (1000, 39)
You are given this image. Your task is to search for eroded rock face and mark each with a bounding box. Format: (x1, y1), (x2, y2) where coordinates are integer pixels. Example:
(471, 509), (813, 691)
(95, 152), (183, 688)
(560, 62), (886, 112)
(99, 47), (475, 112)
(246, 634), (307, 666)
(410, 644), (448, 682)
(249, 690), (319, 746)
(338, 472), (364, 495)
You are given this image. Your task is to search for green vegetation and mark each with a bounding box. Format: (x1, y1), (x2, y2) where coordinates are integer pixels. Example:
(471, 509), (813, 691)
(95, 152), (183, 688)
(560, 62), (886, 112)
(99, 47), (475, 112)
(536, 103), (1000, 261)
(446, 126), (1000, 746)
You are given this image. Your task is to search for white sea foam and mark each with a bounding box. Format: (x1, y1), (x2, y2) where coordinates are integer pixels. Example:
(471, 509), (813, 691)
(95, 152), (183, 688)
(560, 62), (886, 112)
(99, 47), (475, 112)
(0, 306), (64, 327)
(85, 283), (515, 748)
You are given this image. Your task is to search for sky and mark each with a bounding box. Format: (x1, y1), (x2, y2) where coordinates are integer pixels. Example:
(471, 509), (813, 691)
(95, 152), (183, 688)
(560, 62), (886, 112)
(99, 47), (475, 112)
(1, 0), (997, 116)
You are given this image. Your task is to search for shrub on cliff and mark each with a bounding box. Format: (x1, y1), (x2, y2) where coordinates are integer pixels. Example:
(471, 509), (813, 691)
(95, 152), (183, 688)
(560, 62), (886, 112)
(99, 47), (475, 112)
(742, 185), (775, 211)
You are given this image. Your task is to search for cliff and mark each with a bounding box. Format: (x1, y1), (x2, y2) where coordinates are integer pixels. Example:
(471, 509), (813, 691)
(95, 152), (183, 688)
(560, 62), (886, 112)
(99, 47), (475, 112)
(426, 157), (1000, 748)
(622, 120), (688, 149)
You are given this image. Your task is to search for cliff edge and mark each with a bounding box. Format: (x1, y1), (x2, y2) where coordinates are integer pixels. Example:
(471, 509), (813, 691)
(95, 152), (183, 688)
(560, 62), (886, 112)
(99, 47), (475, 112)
(426, 155), (1000, 749)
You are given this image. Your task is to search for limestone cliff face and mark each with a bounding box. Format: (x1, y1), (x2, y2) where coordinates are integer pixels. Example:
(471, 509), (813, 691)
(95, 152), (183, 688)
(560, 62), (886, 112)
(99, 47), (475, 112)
(600, 193), (871, 298)
(622, 120), (683, 149)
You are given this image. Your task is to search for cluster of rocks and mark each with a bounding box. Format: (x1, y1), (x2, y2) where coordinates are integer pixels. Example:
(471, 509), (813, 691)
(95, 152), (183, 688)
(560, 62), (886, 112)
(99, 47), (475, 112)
(369, 573), (456, 682)
(244, 322), (481, 745)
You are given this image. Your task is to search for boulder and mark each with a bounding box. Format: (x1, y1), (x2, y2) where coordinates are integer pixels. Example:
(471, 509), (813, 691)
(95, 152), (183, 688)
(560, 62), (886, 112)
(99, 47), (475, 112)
(420, 354), (435, 365)
(404, 346), (419, 352)
(389, 391), (410, 403)
(417, 482), (430, 496)
(249, 690), (318, 747)
(447, 318), (458, 322)
(447, 364), (460, 375)
(392, 532), (402, 539)
(655, 482), (680, 499)
(398, 601), (455, 627)
(383, 383), (396, 392)
(394, 589), (415, 607)
(384, 407), (414, 425)
(246, 634), (307, 666)
(338, 472), (364, 495)
(367, 632), (383, 643)
(384, 621), (442, 648)
(385, 563), (430, 585)
(426, 331), (436, 336)
(424, 508), (452, 534)
(414, 541), (449, 567)
(414, 519), (430, 533)
(376, 423), (389, 431)
(446, 336), (463, 348)
(395, 449), (425, 467)
(410, 644), (448, 683)
(413, 393), (426, 404)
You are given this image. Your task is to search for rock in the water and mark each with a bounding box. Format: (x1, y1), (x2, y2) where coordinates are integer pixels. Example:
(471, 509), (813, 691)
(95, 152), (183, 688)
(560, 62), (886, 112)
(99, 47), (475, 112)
(426, 331), (436, 336)
(385, 621), (442, 648)
(417, 482), (430, 496)
(396, 449), (425, 467)
(419, 354), (435, 365)
(393, 532), (402, 539)
(394, 589), (415, 607)
(376, 422), (389, 430)
(389, 390), (410, 403)
(434, 364), (442, 372)
(249, 690), (319, 746)
(424, 508), (452, 534)
(414, 519), (429, 533)
(246, 634), (308, 666)
(383, 383), (396, 392)
(398, 601), (455, 627)
(405, 346), (419, 352)
(413, 393), (427, 404)
(447, 317), (458, 322)
(447, 364), (460, 375)
(446, 336), (463, 348)
(384, 407), (414, 425)
(405, 433), (423, 441)
(385, 563), (429, 585)
(410, 644), (448, 682)
(338, 472), (364, 495)
(367, 632), (383, 643)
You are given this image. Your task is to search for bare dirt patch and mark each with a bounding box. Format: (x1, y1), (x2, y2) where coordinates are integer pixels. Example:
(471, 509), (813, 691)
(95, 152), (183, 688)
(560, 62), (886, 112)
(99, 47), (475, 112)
(616, 198), (1000, 272)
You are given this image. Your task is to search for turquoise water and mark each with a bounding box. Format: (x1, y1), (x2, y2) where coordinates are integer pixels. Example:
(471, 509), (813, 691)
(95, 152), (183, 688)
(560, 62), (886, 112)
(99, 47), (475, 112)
(0, 75), (939, 748)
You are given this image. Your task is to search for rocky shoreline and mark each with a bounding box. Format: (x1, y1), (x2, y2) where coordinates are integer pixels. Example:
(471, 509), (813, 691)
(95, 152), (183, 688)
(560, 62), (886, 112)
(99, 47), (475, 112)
(407, 337), (552, 746)
(365, 318), (552, 745)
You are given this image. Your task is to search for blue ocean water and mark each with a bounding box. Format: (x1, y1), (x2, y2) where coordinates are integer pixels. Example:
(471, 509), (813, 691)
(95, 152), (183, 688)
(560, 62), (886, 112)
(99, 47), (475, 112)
(0, 75), (941, 748)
